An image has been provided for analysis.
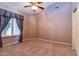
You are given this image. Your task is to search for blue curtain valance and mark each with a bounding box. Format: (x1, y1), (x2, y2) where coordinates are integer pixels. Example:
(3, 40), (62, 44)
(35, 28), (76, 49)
(0, 8), (24, 20)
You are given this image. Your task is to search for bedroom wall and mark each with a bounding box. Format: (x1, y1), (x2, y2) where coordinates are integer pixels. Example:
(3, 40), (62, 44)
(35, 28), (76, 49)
(36, 2), (72, 44)
(27, 15), (37, 38)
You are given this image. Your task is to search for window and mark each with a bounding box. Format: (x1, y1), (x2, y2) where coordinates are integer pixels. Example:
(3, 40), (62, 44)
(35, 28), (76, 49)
(2, 18), (20, 37)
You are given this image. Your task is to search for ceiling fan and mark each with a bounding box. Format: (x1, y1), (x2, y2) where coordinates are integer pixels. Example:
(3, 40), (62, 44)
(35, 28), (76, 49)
(24, 2), (44, 12)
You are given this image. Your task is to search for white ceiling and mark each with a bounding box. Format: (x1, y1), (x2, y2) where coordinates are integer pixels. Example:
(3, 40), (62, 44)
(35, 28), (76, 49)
(0, 2), (77, 14)
(0, 2), (55, 14)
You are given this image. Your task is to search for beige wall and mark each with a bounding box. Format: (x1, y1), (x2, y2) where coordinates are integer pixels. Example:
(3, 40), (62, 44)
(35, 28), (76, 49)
(36, 3), (72, 44)
(27, 15), (37, 38)
(22, 15), (28, 39)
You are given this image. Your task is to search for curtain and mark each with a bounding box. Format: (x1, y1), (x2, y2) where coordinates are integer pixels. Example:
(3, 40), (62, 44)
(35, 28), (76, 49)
(0, 16), (2, 47)
(16, 15), (23, 42)
(0, 16), (11, 47)
(0, 8), (24, 47)
(0, 9), (11, 47)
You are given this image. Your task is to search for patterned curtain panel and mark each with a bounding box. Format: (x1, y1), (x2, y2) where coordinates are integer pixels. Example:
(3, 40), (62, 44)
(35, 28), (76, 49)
(0, 8), (24, 47)
(16, 15), (24, 42)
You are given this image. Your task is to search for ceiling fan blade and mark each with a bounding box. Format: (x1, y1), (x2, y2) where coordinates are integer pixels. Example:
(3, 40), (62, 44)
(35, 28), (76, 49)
(37, 6), (44, 10)
(37, 2), (43, 4)
(24, 5), (31, 7)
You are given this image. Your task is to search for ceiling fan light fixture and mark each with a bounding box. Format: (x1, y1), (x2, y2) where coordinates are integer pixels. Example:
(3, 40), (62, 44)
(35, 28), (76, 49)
(32, 5), (38, 10)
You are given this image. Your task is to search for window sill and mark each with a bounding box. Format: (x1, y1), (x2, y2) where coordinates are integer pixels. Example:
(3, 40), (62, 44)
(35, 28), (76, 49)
(2, 35), (19, 39)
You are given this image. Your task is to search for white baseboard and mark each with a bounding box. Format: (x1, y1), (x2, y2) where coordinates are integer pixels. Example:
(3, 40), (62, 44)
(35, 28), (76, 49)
(38, 38), (72, 46)
(3, 38), (72, 47)
(23, 38), (37, 41)
(27, 38), (71, 46)
(23, 38), (72, 46)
